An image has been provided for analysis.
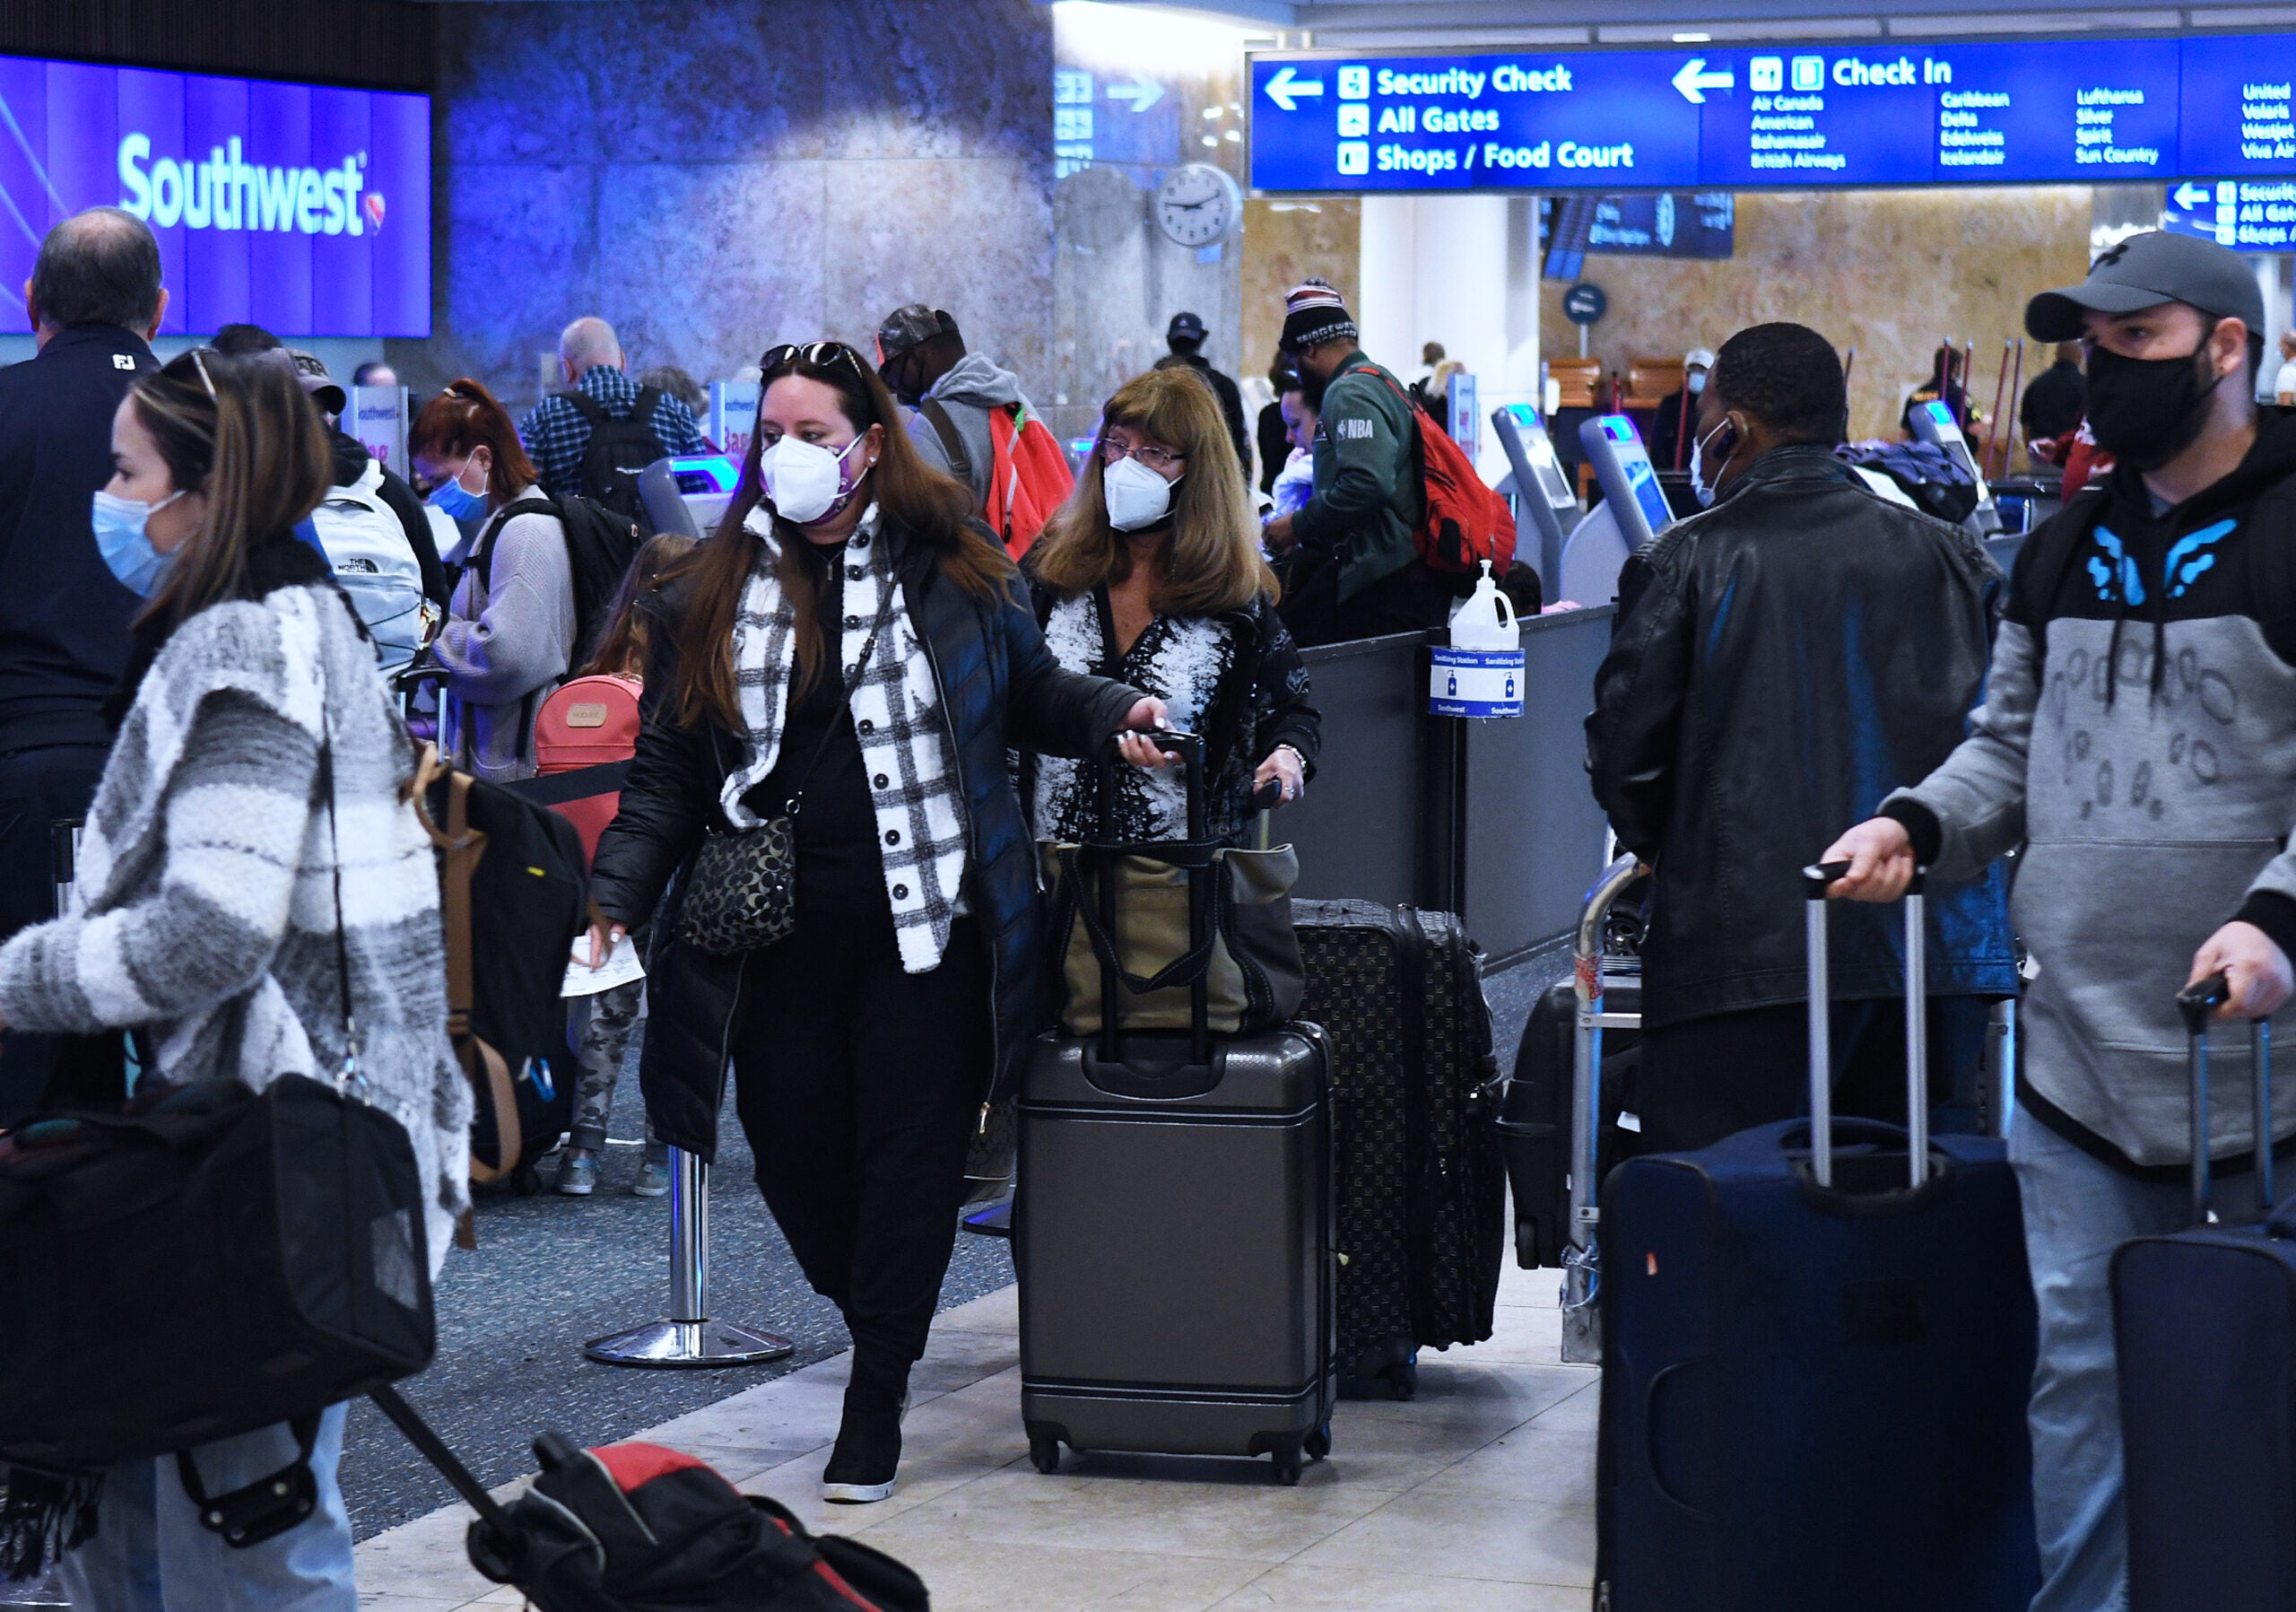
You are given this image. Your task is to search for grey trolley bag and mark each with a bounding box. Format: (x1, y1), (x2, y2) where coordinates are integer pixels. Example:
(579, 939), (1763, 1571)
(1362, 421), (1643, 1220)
(1017, 734), (1336, 1484)
(2114, 975), (2296, 1612)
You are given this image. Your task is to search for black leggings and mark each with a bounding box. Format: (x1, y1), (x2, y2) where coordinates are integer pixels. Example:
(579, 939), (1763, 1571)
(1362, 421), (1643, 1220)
(729, 907), (991, 1372)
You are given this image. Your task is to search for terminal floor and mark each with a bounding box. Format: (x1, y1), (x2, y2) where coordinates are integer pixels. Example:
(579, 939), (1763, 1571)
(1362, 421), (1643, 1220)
(0, 945), (1573, 1608)
(352, 1256), (1598, 1611)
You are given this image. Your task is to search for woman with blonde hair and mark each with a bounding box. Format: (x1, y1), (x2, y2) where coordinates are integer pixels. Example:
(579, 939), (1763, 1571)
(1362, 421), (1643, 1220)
(1027, 365), (1320, 846)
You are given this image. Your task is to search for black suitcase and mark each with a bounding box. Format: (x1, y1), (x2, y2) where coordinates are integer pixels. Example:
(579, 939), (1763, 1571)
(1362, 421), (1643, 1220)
(2114, 976), (2295, 1612)
(1017, 736), (1335, 1484)
(1498, 975), (1641, 1270)
(1294, 899), (1505, 1398)
(1596, 866), (2040, 1610)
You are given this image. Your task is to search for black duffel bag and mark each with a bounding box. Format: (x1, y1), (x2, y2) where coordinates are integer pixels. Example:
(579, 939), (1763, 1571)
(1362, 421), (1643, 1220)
(0, 1071), (434, 1474)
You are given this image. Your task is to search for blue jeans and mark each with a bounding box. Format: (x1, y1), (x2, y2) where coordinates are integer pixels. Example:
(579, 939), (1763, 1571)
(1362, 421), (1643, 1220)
(56, 1405), (355, 1612)
(2012, 1115), (2260, 1612)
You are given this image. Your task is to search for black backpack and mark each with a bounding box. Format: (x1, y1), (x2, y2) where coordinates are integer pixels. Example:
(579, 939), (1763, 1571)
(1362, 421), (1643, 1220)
(464, 1432), (931, 1611)
(565, 387), (667, 527)
(477, 494), (645, 671)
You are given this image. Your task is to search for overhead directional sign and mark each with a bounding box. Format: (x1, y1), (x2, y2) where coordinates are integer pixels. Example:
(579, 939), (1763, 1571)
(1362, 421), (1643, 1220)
(1250, 34), (2296, 192)
(2163, 177), (2296, 251)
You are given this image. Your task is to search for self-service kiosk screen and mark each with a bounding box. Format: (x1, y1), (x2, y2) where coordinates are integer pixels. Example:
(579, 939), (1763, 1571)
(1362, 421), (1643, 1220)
(1502, 405), (1578, 508)
(1598, 416), (1674, 536)
(666, 456), (739, 498)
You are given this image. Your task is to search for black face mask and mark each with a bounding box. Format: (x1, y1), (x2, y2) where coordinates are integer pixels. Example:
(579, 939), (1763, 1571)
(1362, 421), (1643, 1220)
(2084, 327), (2227, 472)
(879, 350), (923, 407)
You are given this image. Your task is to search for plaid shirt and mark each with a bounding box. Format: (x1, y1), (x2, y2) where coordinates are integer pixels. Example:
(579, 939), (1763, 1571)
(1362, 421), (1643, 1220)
(517, 366), (707, 501)
(720, 505), (970, 973)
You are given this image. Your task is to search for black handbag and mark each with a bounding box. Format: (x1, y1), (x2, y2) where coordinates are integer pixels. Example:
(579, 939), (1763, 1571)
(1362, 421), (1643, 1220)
(0, 724), (435, 1480)
(678, 590), (891, 956)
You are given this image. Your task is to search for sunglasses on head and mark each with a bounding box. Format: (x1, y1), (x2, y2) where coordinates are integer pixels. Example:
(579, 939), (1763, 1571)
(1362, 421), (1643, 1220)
(761, 342), (869, 382)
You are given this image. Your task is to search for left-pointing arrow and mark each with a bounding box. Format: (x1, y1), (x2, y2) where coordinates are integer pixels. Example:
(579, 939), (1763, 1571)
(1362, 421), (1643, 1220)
(1671, 57), (1735, 105)
(1265, 65), (1326, 113)
(2172, 181), (2212, 211)
(1106, 77), (1165, 112)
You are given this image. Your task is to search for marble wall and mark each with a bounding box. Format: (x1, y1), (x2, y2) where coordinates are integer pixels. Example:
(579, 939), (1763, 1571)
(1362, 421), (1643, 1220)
(1537, 186), (2094, 444)
(389, 0), (1057, 412)
(1239, 196), (1361, 385)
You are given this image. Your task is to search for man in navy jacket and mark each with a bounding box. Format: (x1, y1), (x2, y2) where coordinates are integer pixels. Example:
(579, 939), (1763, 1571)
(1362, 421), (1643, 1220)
(0, 206), (164, 1121)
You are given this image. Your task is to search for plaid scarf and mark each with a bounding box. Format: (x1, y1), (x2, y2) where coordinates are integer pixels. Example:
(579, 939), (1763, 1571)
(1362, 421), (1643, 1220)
(720, 506), (970, 973)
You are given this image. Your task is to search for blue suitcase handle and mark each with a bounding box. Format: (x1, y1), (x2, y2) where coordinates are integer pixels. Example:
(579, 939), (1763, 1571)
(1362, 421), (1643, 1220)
(1801, 861), (1928, 1190)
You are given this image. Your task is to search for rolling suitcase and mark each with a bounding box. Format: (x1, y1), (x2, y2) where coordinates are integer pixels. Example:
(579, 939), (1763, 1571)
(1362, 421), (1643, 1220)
(1596, 865), (2040, 1610)
(2114, 975), (2296, 1612)
(1018, 737), (1335, 1484)
(1293, 900), (1505, 1398)
(1498, 975), (1640, 1270)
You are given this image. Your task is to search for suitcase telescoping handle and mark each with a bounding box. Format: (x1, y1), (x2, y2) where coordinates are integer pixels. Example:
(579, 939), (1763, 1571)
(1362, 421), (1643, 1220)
(2174, 972), (2274, 1224)
(1801, 860), (1929, 1190)
(1090, 731), (1213, 1067)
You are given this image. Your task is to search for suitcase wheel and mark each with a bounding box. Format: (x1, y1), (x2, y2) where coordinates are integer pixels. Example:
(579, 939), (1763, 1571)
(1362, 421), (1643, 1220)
(1382, 1360), (1418, 1401)
(510, 1163), (544, 1198)
(1269, 1437), (1305, 1486)
(1028, 1434), (1063, 1476)
(1304, 1423), (1331, 1461)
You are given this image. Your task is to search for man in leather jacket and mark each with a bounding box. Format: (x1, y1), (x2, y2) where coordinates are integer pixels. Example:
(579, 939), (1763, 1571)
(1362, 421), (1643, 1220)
(1586, 322), (2016, 1153)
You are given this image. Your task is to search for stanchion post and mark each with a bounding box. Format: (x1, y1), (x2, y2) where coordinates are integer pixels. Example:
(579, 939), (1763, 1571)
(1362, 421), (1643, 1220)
(585, 1146), (795, 1367)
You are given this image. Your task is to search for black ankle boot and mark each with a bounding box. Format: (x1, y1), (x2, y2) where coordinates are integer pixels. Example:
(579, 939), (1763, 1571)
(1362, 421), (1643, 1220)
(822, 1358), (911, 1503)
(822, 1400), (903, 1503)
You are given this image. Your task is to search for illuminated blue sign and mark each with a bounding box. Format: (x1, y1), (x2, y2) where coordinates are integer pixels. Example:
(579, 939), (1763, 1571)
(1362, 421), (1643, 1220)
(2163, 177), (2296, 251)
(0, 55), (430, 336)
(1250, 34), (2296, 193)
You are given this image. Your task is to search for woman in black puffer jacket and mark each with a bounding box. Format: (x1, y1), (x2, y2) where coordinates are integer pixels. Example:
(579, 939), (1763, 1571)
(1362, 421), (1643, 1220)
(587, 342), (1166, 1507)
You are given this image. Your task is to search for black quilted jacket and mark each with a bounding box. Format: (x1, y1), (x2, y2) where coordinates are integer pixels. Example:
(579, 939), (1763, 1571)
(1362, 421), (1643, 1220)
(589, 518), (1145, 1159)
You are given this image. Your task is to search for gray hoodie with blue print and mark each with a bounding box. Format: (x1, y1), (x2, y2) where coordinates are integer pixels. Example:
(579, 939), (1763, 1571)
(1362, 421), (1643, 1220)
(1885, 412), (2296, 1174)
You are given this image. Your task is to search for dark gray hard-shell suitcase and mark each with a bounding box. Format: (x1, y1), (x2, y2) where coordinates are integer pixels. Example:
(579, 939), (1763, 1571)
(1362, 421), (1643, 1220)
(1016, 736), (1336, 1484)
(2114, 977), (2296, 1612)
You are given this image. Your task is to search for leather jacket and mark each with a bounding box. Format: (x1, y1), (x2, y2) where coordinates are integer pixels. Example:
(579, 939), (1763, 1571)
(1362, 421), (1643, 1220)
(588, 518), (1145, 1159)
(1585, 444), (2017, 1027)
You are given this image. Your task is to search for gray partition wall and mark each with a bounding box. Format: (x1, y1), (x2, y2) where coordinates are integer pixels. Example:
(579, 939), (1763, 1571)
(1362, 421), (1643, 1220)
(1282, 607), (1614, 968)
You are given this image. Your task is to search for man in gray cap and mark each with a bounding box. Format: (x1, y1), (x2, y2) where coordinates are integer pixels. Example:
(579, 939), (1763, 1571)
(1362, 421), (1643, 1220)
(1824, 230), (2296, 1610)
(875, 303), (1039, 510)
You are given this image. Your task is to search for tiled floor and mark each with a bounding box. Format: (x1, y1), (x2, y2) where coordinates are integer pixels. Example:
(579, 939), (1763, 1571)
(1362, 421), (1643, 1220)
(352, 1259), (1597, 1611)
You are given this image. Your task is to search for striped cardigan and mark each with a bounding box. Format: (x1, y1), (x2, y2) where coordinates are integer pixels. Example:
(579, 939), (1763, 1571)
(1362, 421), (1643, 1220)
(0, 582), (470, 1273)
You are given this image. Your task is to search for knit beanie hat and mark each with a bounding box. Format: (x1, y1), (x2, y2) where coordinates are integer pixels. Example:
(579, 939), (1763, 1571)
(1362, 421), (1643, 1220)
(1281, 278), (1357, 352)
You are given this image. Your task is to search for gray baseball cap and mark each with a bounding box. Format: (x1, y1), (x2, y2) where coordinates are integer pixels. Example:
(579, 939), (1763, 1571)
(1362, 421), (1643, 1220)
(874, 304), (960, 364)
(2027, 230), (2266, 344)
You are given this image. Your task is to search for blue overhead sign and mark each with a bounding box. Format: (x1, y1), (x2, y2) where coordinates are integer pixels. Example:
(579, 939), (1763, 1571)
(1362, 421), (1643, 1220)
(2163, 177), (2296, 251)
(1249, 35), (2296, 192)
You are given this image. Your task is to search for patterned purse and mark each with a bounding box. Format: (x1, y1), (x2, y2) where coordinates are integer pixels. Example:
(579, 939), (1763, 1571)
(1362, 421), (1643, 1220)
(677, 596), (890, 956)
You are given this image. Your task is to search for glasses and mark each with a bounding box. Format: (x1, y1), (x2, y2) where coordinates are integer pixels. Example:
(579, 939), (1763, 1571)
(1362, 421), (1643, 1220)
(1098, 437), (1185, 474)
(761, 341), (869, 383)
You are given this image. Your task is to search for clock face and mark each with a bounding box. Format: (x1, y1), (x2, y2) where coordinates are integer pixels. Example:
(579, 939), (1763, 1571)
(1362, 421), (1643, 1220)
(1155, 164), (1237, 248)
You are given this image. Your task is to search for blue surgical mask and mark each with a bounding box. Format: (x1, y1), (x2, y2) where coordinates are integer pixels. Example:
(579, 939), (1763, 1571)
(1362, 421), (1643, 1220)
(427, 458), (488, 520)
(91, 487), (184, 597)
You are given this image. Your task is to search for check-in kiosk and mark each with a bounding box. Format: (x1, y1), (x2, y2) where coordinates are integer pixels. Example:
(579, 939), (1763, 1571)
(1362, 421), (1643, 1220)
(1906, 400), (2004, 536)
(638, 455), (742, 539)
(1563, 414), (1674, 606)
(1491, 404), (1582, 592)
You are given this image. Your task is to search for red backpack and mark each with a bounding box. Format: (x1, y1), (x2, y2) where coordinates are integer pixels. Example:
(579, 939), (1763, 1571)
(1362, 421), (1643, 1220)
(920, 396), (1073, 561)
(985, 401), (1074, 560)
(531, 674), (642, 866)
(1374, 371), (1518, 577)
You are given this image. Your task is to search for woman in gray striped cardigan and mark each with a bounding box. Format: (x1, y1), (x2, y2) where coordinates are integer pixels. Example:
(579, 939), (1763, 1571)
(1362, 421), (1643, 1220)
(0, 351), (466, 1611)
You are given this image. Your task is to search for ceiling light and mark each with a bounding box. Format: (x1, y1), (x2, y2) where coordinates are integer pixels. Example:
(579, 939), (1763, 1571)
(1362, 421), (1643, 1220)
(1673, 31), (1712, 41)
